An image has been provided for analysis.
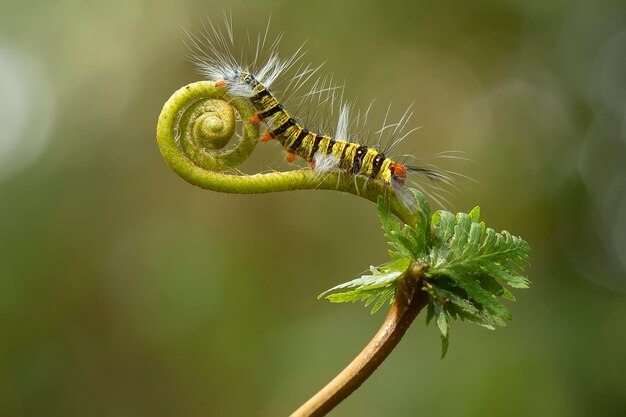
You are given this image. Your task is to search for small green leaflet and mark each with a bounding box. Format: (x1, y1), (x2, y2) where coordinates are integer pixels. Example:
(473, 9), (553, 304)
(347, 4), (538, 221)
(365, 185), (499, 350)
(318, 258), (411, 313)
(377, 193), (429, 261)
(319, 189), (532, 358)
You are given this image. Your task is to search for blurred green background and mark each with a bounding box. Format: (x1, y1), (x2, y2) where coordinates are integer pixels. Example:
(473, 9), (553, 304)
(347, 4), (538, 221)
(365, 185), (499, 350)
(1, 0), (625, 416)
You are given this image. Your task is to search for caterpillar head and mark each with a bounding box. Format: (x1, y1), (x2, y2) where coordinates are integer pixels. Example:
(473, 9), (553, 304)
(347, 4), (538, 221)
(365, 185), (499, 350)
(389, 163), (407, 185)
(214, 70), (255, 97)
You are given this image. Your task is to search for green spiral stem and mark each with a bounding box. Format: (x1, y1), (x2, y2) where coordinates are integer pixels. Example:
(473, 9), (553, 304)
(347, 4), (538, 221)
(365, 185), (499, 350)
(156, 81), (421, 226)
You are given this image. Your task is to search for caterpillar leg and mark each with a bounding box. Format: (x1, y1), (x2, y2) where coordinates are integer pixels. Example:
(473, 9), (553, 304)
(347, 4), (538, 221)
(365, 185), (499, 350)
(285, 151), (297, 163)
(261, 131), (275, 142)
(249, 113), (261, 124)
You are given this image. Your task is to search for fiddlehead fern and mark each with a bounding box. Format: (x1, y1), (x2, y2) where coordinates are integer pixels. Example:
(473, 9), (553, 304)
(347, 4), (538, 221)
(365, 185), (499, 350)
(156, 81), (421, 227)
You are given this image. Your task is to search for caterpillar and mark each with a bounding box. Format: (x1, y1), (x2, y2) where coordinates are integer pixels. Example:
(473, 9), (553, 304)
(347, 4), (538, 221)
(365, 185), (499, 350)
(185, 15), (453, 210)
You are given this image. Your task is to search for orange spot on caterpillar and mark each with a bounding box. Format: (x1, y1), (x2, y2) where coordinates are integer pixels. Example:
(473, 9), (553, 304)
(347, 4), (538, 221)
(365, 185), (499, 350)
(250, 113), (261, 124)
(308, 161), (315, 169)
(261, 132), (275, 142)
(390, 163), (407, 185)
(215, 81), (227, 88)
(285, 151), (296, 163)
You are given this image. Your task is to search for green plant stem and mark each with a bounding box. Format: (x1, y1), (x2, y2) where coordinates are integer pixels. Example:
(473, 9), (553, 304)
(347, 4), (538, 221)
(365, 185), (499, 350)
(290, 263), (428, 417)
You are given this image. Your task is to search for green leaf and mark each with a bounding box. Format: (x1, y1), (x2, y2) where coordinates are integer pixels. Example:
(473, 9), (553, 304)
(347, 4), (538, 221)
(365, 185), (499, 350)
(428, 208), (532, 291)
(434, 302), (450, 358)
(377, 196), (413, 259)
(406, 188), (431, 248)
(425, 300), (435, 325)
(434, 303), (448, 337)
(321, 200), (533, 359)
(430, 211), (456, 268)
(501, 287), (516, 301)
(440, 332), (449, 359)
(468, 206), (480, 222)
(370, 287), (395, 313)
(377, 195), (402, 238)
(423, 206), (532, 356)
(319, 258), (411, 313)
(326, 285), (396, 314)
(318, 258), (410, 299)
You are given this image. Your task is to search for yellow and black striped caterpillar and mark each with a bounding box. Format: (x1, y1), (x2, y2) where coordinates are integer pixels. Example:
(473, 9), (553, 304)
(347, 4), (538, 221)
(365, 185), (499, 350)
(185, 16), (451, 210)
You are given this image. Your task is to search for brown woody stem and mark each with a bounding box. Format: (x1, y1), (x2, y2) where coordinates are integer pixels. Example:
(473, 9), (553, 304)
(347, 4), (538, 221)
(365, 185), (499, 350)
(290, 263), (429, 417)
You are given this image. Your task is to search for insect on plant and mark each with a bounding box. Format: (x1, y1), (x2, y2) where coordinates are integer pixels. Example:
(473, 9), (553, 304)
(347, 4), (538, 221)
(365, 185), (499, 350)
(156, 13), (533, 417)
(184, 15), (461, 212)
